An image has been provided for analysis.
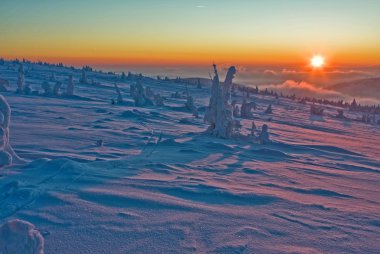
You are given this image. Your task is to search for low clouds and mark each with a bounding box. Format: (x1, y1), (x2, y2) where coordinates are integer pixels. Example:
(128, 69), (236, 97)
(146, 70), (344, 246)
(262, 80), (380, 105)
(263, 80), (343, 100)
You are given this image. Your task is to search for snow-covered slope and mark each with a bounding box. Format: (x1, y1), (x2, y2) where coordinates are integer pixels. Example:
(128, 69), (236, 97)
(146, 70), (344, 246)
(0, 61), (379, 253)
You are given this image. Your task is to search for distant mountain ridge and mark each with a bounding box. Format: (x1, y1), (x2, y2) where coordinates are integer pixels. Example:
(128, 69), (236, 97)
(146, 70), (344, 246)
(328, 77), (380, 99)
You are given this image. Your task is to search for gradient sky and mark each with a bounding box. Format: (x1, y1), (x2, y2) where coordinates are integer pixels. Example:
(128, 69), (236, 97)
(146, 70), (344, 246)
(1, 0), (379, 67)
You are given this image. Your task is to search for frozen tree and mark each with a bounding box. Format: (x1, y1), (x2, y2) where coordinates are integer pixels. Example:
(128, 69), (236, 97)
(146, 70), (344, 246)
(121, 72), (126, 80)
(204, 65), (237, 138)
(185, 95), (196, 112)
(24, 83), (32, 95)
(241, 99), (256, 119)
(154, 94), (164, 106)
(336, 109), (345, 119)
(145, 86), (155, 98)
(132, 79), (147, 106)
(185, 84), (197, 114)
(310, 104), (324, 115)
(41, 81), (52, 96)
(16, 68), (25, 94)
(53, 81), (62, 96)
(258, 124), (270, 144)
(66, 75), (74, 96)
(265, 104), (272, 114)
(80, 67), (88, 84)
(0, 95), (23, 167)
(114, 84), (123, 104)
(233, 105), (240, 118)
(0, 219), (45, 254)
(0, 79), (9, 92)
(250, 121), (257, 137)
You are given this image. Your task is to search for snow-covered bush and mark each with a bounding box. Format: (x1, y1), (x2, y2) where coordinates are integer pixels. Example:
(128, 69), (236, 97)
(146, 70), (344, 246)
(0, 219), (45, 254)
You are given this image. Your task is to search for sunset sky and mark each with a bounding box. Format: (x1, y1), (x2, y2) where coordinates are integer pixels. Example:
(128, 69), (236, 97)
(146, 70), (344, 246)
(1, 0), (379, 67)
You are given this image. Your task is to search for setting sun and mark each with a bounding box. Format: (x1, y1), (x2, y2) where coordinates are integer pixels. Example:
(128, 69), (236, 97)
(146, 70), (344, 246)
(311, 55), (325, 68)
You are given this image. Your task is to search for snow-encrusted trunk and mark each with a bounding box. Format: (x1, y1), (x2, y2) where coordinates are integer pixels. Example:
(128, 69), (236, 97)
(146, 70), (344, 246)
(0, 95), (23, 167)
(204, 65), (237, 138)
(67, 75), (74, 96)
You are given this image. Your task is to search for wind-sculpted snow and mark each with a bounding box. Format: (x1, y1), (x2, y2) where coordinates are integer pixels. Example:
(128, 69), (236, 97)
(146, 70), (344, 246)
(0, 61), (379, 253)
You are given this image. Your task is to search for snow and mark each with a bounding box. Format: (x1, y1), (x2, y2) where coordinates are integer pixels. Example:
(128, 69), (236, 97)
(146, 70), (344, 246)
(0, 219), (44, 254)
(0, 60), (379, 253)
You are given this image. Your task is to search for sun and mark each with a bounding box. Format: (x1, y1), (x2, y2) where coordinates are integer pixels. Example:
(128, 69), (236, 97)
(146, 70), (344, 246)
(311, 55), (325, 68)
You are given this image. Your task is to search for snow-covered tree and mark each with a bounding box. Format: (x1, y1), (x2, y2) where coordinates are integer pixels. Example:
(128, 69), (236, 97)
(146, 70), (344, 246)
(258, 124), (270, 144)
(67, 75), (74, 96)
(114, 83), (123, 104)
(204, 65), (237, 138)
(0, 95), (23, 167)
(132, 79), (147, 106)
(80, 67), (88, 84)
(154, 94), (164, 106)
(310, 104), (324, 115)
(0, 79), (9, 92)
(145, 87), (155, 98)
(41, 81), (52, 96)
(121, 72), (126, 80)
(23, 84), (32, 95)
(265, 104), (272, 114)
(16, 68), (25, 94)
(250, 121), (257, 137)
(241, 99), (256, 119)
(233, 105), (240, 117)
(53, 81), (62, 96)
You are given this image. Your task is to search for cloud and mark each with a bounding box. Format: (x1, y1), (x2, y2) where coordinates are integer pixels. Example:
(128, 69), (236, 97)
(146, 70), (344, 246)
(196, 5), (207, 8)
(263, 80), (344, 100)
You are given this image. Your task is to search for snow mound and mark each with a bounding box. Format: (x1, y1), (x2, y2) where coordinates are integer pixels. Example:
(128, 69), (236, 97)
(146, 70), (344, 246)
(0, 219), (44, 254)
